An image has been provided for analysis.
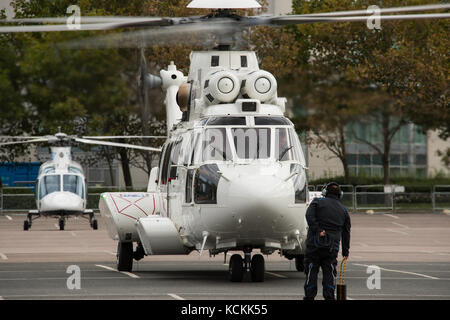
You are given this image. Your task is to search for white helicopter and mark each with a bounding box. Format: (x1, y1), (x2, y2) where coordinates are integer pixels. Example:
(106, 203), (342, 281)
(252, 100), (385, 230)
(0, 131), (160, 231)
(1, 0), (448, 281)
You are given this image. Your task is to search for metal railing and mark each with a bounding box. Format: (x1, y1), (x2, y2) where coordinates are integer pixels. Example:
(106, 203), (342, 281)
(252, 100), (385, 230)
(0, 185), (449, 214)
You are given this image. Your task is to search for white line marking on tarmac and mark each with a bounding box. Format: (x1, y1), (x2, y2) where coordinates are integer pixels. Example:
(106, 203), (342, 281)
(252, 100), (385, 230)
(95, 264), (140, 279)
(103, 250), (116, 256)
(353, 263), (439, 280)
(385, 228), (408, 235)
(265, 271), (288, 278)
(168, 293), (185, 300)
(70, 231), (76, 237)
(391, 222), (409, 229)
(0, 253), (8, 260)
(95, 264), (116, 272)
(5, 215), (12, 221)
(121, 271), (140, 279)
(54, 223), (59, 230)
(384, 214), (400, 219)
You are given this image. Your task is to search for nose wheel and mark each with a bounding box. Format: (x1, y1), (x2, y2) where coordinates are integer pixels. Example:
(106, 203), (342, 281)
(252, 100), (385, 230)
(59, 218), (65, 230)
(228, 251), (265, 282)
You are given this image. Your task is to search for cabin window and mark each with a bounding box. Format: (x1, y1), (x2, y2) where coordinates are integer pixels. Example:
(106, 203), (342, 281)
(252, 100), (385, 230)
(39, 175), (60, 199)
(231, 128), (271, 159)
(169, 138), (183, 179)
(185, 169), (195, 203)
(202, 128), (233, 161)
(194, 164), (221, 204)
(63, 175), (84, 198)
(160, 142), (173, 185)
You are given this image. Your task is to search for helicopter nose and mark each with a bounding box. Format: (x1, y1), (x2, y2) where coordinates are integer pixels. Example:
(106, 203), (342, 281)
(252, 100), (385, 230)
(40, 192), (84, 212)
(224, 174), (294, 230)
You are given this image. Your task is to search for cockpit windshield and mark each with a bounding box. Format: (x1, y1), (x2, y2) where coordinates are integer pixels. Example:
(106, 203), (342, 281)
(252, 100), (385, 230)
(39, 175), (60, 199)
(199, 126), (305, 163)
(38, 174), (85, 199)
(232, 128), (271, 159)
(63, 175), (85, 198)
(202, 128), (233, 161)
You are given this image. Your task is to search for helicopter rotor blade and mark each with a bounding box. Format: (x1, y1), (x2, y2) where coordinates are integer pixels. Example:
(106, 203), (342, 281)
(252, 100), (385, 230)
(82, 136), (167, 139)
(0, 138), (50, 147)
(295, 3), (450, 17)
(267, 13), (450, 26)
(0, 17), (173, 33)
(0, 136), (44, 139)
(58, 21), (236, 49)
(74, 137), (162, 152)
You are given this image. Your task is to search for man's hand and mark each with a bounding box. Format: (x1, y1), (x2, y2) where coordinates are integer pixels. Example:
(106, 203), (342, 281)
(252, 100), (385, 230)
(319, 230), (326, 237)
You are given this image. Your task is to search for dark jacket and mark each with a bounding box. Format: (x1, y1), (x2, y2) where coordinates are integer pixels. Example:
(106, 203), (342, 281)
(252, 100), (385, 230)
(305, 193), (351, 257)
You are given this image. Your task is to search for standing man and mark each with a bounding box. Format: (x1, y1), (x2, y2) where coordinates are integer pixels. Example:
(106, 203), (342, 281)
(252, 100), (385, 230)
(303, 182), (351, 300)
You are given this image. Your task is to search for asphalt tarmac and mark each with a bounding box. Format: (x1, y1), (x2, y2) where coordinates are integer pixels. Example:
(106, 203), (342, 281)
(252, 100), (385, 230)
(0, 212), (450, 300)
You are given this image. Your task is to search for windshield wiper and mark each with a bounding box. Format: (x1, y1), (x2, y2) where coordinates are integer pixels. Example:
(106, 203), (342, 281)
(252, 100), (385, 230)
(278, 146), (293, 161)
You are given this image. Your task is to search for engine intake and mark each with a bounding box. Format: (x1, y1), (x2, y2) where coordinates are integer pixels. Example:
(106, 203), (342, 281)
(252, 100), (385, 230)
(203, 70), (240, 104)
(241, 70), (277, 102)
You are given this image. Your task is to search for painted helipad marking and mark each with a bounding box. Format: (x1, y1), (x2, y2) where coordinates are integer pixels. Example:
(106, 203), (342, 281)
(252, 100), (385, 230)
(0, 253), (8, 260)
(95, 264), (116, 272)
(121, 271), (140, 279)
(391, 222), (409, 229)
(353, 263), (439, 280)
(265, 271), (287, 279)
(384, 214), (400, 219)
(385, 228), (408, 235)
(168, 293), (185, 300)
(95, 264), (140, 279)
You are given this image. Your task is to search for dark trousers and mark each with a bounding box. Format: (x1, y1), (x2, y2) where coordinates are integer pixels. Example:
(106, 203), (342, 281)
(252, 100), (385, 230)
(304, 248), (337, 300)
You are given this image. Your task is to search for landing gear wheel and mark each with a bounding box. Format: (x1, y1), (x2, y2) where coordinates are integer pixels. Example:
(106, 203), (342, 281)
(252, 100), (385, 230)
(251, 254), (265, 282)
(23, 220), (29, 231)
(59, 219), (65, 231)
(229, 254), (244, 282)
(117, 242), (133, 272)
(295, 255), (305, 272)
(91, 219), (98, 230)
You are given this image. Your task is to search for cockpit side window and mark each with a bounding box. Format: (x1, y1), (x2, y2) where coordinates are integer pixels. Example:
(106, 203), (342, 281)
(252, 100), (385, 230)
(275, 128), (294, 161)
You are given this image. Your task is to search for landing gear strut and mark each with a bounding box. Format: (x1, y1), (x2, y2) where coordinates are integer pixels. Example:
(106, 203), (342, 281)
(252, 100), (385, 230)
(23, 211), (40, 231)
(59, 218), (65, 230)
(88, 212), (98, 230)
(228, 248), (265, 282)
